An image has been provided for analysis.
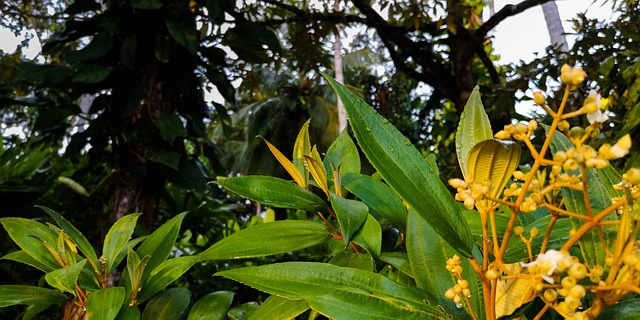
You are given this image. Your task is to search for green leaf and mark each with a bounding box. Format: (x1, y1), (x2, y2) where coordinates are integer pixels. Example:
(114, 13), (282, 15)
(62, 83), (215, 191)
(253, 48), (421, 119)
(330, 193), (368, 246)
(44, 260), (87, 296)
(166, 19), (197, 55)
(342, 173), (407, 231)
(548, 129), (622, 267)
(215, 176), (327, 212)
(455, 86), (493, 180)
(138, 256), (198, 303)
(1, 250), (55, 272)
(38, 206), (100, 273)
(467, 140), (521, 199)
(136, 212), (187, 283)
(188, 291), (235, 320)
(85, 287), (126, 320)
(144, 148), (181, 170)
(596, 298), (640, 319)
(116, 306), (141, 320)
(0, 217), (61, 271)
(103, 213), (142, 273)
(0, 285), (68, 307)
(141, 287), (191, 320)
(131, 0), (163, 10)
(406, 210), (475, 319)
(199, 220), (330, 261)
(216, 262), (448, 319)
(248, 295), (309, 320)
(379, 252), (413, 278)
(72, 64), (113, 83)
(15, 62), (70, 84)
(324, 130), (361, 178)
(293, 119), (311, 188)
(329, 251), (375, 272)
(154, 115), (187, 142)
(228, 302), (259, 320)
(351, 214), (382, 257)
(324, 74), (474, 257)
(504, 216), (572, 263)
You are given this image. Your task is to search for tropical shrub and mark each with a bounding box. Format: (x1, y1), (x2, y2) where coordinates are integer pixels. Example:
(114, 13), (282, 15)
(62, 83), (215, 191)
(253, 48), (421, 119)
(208, 71), (640, 319)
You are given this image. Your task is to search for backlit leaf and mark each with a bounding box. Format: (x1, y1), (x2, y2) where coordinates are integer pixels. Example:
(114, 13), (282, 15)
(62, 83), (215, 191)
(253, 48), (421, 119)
(262, 138), (305, 187)
(44, 260), (87, 296)
(494, 263), (536, 318)
(467, 139), (521, 199)
(456, 86), (493, 180)
(293, 119), (311, 188)
(342, 173), (407, 231)
(248, 295), (309, 320)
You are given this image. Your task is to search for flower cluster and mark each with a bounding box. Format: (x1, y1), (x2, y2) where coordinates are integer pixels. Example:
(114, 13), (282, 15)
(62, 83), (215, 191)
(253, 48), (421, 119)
(449, 178), (491, 210)
(444, 255), (469, 308)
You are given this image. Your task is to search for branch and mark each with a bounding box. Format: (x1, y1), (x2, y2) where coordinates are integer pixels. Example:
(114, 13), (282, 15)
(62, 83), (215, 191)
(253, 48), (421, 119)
(350, 0), (458, 101)
(476, 0), (552, 38)
(261, 12), (371, 27)
(475, 46), (500, 85)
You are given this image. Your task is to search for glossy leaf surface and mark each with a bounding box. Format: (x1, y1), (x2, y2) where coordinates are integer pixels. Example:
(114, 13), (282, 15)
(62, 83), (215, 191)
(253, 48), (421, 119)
(85, 287), (126, 320)
(330, 193), (368, 246)
(199, 220), (330, 261)
(342, 173), (406, 231)
(215, 176), (327, 212)
(188, 291), (235, 320)
(0, 285), (67, 307)
(324, 75), (473, 256)
(216, 262), (449, 319)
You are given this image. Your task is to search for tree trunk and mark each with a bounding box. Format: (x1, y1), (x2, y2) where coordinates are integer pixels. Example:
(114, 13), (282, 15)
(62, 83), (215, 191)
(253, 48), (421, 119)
(333, 0), (347, 133)
(541, 1), (569, 52)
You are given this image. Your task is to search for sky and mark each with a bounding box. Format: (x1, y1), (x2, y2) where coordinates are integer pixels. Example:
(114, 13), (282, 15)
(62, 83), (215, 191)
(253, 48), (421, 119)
(490, 0), (612, 64)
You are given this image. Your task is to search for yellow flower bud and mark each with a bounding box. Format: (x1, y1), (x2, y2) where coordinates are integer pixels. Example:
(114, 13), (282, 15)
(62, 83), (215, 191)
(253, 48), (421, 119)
(445, 288), (456, 299)
(583, 102), (598, 114)
(485, 269), (499, 280)
(569, 126), (585, 138)
(494, 130), (511, 140)
(625, 168), (640, 185)
(543, 289), (558, 302)
(513, 171), (525, 180)
(528, 120), (538, 132)
(558, 120), (570, 132)
(616, 134), (632, 150)
(553, 151), (567, 163)
(515, 123), (528, 134)
(533, 91), (546, 105)
(561, 276), (576, 289)
(530, 227), (540, 237)
(570, 284), (586, 298)
(514, 226), (524, 236)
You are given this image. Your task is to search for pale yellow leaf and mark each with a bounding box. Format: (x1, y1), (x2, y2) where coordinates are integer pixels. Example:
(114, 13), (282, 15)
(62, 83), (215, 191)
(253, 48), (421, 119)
(263, 138), (306, 187)
(495, 263), (536, 318)
(467, 140), (521, 199)
(304, 155), (329, 198)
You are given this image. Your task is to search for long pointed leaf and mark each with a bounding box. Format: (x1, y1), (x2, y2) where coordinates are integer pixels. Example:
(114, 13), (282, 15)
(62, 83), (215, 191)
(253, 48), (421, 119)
(342, 173), (407, 231)
(37, 206), (99, 272)
(548, 129), (622, 267)
(215, 176), (327, 212)
(406, 210), (479, 319)
(324, 74), (474, 257)
(330, 193), (368, 246)
(199, 220), (330, 261)
(0, 285), (68, 307)
(103, 213), (142, 273)
(136, 212), (187, 282)
(86, 287), (126, 320)
(188, 291), (235, 320)
(263, 138), (305, 187)
(455, 86), (493, 180)
(293, 119), (311, 187)
(1, 250), (55, 273)
(44, 260), (87, 296)
(1, 217), (60, 270)
(216, 262), (449, 319)
(138, 256), (198, 303)
(351, 214), (382, 258)
(249, 295), (309, 320)
(141, 287), (191, 320)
